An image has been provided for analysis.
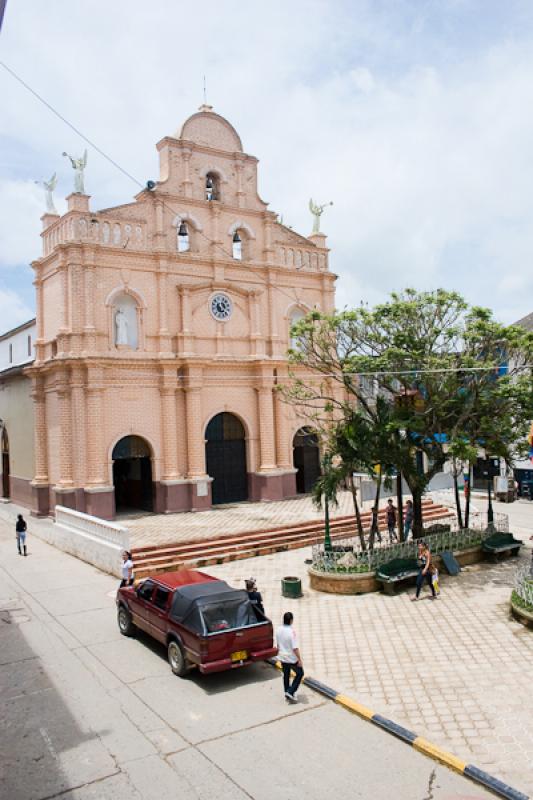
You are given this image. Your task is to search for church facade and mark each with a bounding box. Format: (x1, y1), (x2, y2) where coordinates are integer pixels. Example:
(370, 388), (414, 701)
(1, 106), (336, 519)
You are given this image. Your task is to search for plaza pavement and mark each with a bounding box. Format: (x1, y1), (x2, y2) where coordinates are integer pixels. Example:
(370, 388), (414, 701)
(205, 497), (533, 797)
(0, 508), (494, 800)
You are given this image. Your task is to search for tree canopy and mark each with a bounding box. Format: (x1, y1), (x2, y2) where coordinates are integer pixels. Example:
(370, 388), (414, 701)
(281, 289), (533, 537)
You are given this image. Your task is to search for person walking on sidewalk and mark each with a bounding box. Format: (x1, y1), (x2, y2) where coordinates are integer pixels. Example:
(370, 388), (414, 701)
(386, 499), (398, 543)
(411, 541), (437, 601)
(16, 514), (27, 556)
(403, 500), (414, 542)
(120, 551), (134, 587)
(275, 611), (304, 704)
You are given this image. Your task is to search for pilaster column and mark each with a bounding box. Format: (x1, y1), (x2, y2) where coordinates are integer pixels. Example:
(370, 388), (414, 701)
(57, 381), (74, 486)
(86, 370), (106, 485)
(256, 371), (276, 470)
(182, 149), (192, 197)
(160, 380), (179, 479)
(185, 369), (205, 477)
(33, 271), (45, 362)
(235, 161), (245, 208)
(70, 366), (87, 486)
(275, 373), (292, 469)
(32, 378), (48, 483)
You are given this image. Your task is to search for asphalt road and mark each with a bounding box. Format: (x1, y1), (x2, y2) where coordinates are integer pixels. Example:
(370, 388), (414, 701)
(0, 510), (494, 800)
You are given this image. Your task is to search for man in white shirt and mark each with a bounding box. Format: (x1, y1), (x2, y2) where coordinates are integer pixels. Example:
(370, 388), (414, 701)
(275, 611), (304, 703)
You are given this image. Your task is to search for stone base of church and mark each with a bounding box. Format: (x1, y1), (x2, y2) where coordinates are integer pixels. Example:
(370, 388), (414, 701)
(248, 470), (297, 502)
(84, 487), (116, 520)
(31, 482), (51, 517)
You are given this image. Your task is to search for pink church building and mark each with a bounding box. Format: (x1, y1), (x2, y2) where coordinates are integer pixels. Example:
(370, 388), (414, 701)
(0, 106), (336, 519)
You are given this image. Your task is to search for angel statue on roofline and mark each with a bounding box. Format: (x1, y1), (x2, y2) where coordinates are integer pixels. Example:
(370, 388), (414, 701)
(309, 198), (333, 234)
(62, 149), (88, 194)
(34, 173), (58, 214)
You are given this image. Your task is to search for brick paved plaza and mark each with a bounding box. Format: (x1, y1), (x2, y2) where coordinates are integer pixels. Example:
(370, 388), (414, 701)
(202, 498), (533, 796)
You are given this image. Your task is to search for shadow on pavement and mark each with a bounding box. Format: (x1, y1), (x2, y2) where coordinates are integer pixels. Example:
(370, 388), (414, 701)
(0, 604), (110, 800)
(131, 627), (279, 694)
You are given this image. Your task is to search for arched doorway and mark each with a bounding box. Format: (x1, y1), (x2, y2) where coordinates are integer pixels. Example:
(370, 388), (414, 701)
(205, 413), (248, 505)
(1, 428), (10, 499)
(112, 435), (153, 512)
(293, 428), (320, 494)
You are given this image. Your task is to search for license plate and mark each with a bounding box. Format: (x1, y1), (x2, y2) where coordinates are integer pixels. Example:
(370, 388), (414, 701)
(231, 650), (247, 662)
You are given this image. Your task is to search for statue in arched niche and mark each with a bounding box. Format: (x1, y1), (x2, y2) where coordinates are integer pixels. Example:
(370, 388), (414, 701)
(115, 307), (129, 345)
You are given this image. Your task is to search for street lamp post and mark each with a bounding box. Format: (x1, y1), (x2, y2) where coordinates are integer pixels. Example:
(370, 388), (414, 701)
(323, 452), (333, 553)
(485, 455), (494, 528)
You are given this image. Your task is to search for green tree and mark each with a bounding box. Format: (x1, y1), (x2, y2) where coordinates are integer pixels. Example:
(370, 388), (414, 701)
(282, 289), (533, 539)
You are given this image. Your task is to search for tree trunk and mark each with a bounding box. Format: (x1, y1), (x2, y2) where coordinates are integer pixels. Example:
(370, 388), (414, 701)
(453, 470), (464, 529)
(396, 472), (404, 542)
(369, 471), (382, 551)
(464, 464), (472, 528)
(411, 487), (424, 539)
(349, 475), (366, 551)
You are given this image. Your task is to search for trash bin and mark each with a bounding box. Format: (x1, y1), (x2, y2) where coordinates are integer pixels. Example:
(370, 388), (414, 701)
(281, 576), (303, 598)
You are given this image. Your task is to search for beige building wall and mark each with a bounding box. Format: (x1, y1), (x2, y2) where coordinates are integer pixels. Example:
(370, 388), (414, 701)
(0, 373), (35, 505)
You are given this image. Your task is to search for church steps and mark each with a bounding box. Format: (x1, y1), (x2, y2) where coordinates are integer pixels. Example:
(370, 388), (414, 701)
(130, 499), (443, 556)
(131, 501), (452, 579)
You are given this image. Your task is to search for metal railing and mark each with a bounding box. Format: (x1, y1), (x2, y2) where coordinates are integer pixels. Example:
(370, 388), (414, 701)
(311, 512), (509, 574)
(514, 565), (533, 610)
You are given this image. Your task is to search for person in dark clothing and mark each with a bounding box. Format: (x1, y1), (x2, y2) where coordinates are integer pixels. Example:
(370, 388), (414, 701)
(245, 578), (265, 615)
(16, 514), (27, 556)
(411, 541), (437, 601)
(386, 499), (398, 543)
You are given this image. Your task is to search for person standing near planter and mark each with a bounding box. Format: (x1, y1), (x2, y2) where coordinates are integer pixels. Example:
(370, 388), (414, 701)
(411, 541), (437, 601)
(120, 551), (134, 588)
(403, 500), (414, 542)
(386, 499), (398, 543)
(16, 514), (28, 556)
(275, 611), (304, 703)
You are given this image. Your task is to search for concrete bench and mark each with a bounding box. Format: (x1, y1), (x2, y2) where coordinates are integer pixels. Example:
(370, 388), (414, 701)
(376, 558), (420, 596)
(482, 533), (523, 561)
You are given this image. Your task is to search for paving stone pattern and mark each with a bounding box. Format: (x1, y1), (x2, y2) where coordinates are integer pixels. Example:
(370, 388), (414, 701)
(204, 502), (533, 797)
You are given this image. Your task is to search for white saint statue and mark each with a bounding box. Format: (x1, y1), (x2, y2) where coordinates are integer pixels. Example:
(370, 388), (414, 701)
(115, 307), (128, 346)
(35, 173), (58, 214)
(309, 198), (333, 234)
(62, 149), (88, 194)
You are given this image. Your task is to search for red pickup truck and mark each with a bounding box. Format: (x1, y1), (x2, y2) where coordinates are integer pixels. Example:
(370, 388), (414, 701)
(116, 568), (277, 676)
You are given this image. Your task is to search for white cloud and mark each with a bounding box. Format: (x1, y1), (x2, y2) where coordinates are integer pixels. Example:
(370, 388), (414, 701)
(0, 287), (34, 329)
(1, 1), (533, 325)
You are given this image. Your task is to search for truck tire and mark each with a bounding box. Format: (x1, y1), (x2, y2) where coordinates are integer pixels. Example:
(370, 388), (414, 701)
(117, 605), (136, 637)
(167, 639), (188, 677)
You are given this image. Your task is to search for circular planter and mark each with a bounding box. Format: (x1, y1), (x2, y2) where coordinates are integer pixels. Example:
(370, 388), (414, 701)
(510, 597), (533, 627)
(308, 567), (378, 595)
(281, 576), (303, 598)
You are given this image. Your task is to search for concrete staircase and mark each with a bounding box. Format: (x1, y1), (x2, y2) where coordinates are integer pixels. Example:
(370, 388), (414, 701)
(131, 500), (453, 580)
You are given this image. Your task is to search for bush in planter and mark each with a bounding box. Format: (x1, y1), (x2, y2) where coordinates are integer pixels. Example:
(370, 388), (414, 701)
(511, 589), (533, 613)
(424, 523), (452, 535)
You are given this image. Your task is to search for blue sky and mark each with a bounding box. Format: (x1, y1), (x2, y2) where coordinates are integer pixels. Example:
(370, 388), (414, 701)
(1, 0), (533, 330)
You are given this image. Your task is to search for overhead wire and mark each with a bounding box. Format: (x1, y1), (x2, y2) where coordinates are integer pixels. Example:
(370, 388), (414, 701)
(0, 59), (305, 310)
(2, 61), (531, 381)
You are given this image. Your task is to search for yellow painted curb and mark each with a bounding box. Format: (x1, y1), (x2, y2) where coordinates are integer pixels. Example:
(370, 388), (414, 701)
(413, 737), (467, 773)
(335, 694), (374, 720)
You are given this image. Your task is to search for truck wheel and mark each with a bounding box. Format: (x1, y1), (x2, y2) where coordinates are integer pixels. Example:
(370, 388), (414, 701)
(117, 605), (136, 637)
(167, 639), (187, 677)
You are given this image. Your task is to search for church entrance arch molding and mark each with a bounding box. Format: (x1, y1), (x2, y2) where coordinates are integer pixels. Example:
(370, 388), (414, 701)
(205, 412), (248, 505)
(112, 434), (153, 512)
(293, 427), (320, 494)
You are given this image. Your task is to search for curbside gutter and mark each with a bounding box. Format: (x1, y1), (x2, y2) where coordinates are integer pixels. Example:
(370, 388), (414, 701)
(269, 660), (528, 800)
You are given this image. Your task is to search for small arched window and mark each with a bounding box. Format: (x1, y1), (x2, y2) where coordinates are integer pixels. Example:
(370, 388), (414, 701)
(232, 231), (242, 260)
(177, 221), (190, 252)
(289, 308), (306, 350)
(205, 172), (220, 201)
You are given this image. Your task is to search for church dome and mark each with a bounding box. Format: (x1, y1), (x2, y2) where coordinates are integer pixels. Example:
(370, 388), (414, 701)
(177, 105), (243, 153)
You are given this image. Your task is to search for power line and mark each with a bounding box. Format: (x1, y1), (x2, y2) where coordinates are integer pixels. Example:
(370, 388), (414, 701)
(0, 59), (304, 310)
